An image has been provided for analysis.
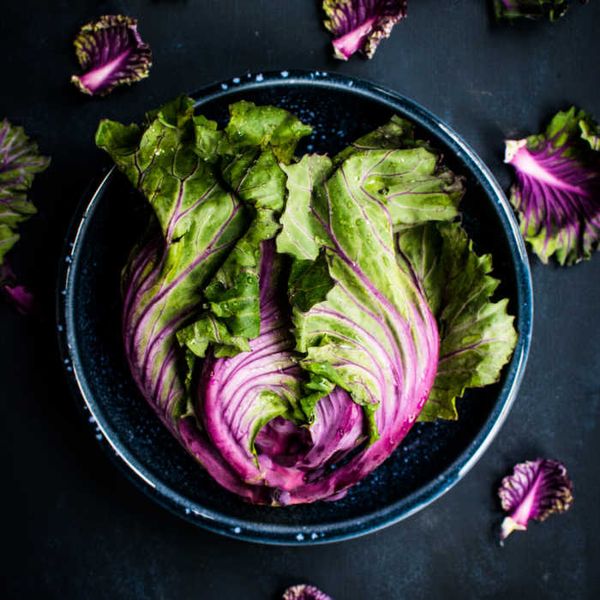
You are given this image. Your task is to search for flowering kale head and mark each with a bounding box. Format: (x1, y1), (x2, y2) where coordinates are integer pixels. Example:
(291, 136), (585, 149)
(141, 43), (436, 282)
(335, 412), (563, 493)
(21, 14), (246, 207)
(96, 99), (518, 506)
(71, 15), (152, 96)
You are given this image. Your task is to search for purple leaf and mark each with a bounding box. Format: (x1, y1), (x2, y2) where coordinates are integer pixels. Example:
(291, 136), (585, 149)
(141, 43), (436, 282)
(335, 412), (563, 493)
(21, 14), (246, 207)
(322, 0), (407, 60)
(283, 584), (332, 600)
(71, 15), (152, 97)
(505, 107), (600, 265)
(0, 263), (35, 315)
(1, 282), (34, 315)
(498, 459), (573, 541)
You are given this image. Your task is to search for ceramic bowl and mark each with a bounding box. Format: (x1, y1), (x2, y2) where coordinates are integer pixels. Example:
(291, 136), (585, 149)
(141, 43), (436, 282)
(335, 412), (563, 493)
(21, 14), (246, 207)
(57, 71), (533, 545)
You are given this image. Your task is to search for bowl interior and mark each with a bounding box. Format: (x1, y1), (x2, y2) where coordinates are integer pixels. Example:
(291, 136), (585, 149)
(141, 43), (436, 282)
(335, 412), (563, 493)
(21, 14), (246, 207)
(61, 75), (529, 544)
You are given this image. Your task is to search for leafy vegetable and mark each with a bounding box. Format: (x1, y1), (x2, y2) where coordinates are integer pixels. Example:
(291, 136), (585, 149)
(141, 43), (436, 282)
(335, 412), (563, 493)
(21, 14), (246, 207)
(182, 101), (312, 358)
(71, 15), (152, 96)
(0, 264), (34, 315)
(184, 241), (366, 502)
(96, 96), (248, 425)
(580, 118), (600, 151)
(397, 222), (518, 420)
(505, 107), (600, 265)
(0, 119), (49, 312)
(279, 143), (462, 446)
(493, 0), (570, 20)
(98, 98), (517, 505)
(283, 585), (332, 600)
(322, 0), (407, 60)
(499, 459), (573, 541)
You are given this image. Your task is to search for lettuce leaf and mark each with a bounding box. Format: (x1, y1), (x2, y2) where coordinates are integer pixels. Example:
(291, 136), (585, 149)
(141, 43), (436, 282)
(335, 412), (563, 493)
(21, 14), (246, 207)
(277, 138), (464, 442)
(334, 114), (416, 164)
(277, 155), (332, 261)
(397, 222), (518, 420)
(96, 97), (248, 422)
(179, 102), (312, 357)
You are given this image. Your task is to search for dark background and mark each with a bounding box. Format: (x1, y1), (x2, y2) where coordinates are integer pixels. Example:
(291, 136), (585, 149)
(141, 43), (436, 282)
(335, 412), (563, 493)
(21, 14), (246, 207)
(2, 1), (599, 598)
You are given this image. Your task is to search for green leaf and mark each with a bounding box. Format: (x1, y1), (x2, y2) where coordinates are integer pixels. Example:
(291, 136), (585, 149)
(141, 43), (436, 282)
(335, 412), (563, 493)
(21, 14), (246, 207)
(176, 314), (251, 360)
(183, 209), (280, 351)
(222, 147), (288, 212)
(223, 100), (312, 162)
(398, 222), (518, 421)
(277, 154), (332, 261)
(97, 97), (247, 420)
(493, 0), (569, 21)
(331, 144), (463, 229)
(580, 118), (600, 151)
(0, 226), (20, 265)
(288, 252), (334, 312)
(193, 115), (225, 162)
(334, 115), (416, 164)
(276, 120), (464, 439)
(177, 103), (312, 357)
(285, 149), (452, 441)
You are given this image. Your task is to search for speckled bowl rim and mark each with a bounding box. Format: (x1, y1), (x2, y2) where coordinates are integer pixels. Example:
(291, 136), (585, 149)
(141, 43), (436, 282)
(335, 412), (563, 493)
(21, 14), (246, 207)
(57, 70), (533, 546)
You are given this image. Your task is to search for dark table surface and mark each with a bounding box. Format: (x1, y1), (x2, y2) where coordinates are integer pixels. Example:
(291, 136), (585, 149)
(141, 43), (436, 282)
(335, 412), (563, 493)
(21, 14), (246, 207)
(2, 1), (599, 598)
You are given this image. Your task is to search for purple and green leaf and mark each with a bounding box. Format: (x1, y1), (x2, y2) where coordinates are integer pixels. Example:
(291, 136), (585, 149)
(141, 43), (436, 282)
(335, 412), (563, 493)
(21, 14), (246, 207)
(0, 119), (49, 312)
(71, 15), (152, 96)
(96, 97), (250, 424)
(499, 458), (573, 541)
(505, 107), (600, 265)
(493, 0), (570, 21)
(322, 0), (407, 60)
(397, 222), (517, 421)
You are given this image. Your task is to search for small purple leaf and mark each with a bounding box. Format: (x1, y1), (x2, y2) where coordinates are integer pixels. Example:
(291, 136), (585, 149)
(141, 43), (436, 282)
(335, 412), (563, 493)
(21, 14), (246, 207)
(322, 0), (407, 60)
(505, 107), (600, 265)
(283, 584), (332, 600)
(1, 281), (34, 315)
(498, 458), (573, 541)
(71, 15), (152, 97)
(0, 263), (35, 315)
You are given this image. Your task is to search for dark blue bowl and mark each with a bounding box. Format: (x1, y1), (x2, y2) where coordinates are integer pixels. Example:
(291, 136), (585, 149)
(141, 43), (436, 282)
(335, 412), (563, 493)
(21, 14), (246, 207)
(57, 71), (533, 545)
